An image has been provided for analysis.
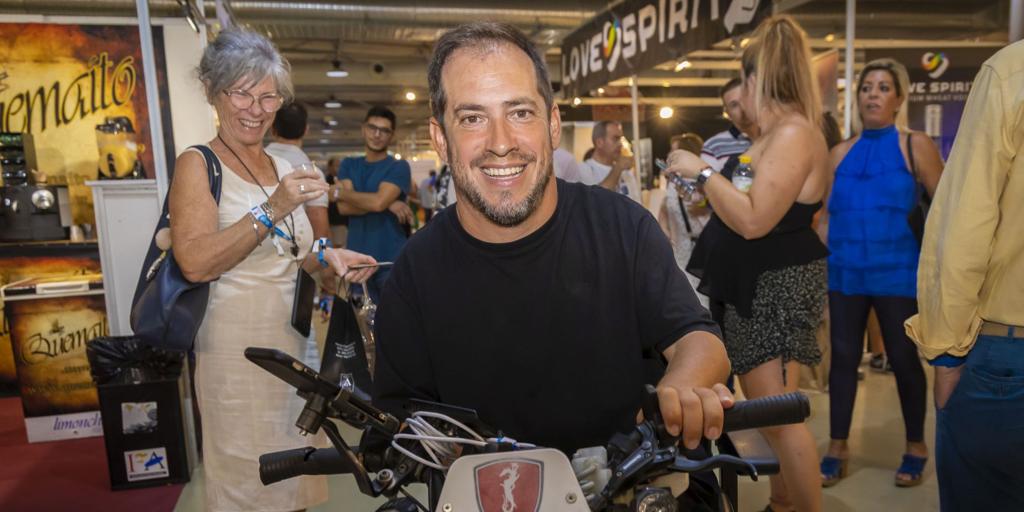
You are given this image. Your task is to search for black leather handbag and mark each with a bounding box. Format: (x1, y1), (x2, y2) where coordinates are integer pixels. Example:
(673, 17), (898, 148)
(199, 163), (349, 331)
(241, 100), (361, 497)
(130, 145), (223, 351)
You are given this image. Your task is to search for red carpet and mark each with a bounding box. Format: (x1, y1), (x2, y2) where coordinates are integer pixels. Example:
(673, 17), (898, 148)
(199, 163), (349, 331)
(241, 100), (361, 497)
(0, 397), (184, 511)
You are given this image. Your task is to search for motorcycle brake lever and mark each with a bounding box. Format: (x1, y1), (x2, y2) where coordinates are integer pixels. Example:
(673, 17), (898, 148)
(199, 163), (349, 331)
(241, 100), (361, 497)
(590, 422), (679, 510)
(669, 453), (760, 481)
(640, 384), (679, 446)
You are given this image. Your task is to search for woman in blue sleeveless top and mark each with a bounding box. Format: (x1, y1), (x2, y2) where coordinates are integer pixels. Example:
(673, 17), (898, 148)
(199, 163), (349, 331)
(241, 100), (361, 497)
(820, 59), (944, 489)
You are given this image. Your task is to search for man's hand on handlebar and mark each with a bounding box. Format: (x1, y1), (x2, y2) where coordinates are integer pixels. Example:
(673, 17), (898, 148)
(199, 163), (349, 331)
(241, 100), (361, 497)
(640, 382), (735, 450)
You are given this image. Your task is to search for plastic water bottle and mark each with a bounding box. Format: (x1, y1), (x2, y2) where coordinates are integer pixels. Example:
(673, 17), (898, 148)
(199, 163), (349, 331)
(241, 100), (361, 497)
(732, 154), (754, 193)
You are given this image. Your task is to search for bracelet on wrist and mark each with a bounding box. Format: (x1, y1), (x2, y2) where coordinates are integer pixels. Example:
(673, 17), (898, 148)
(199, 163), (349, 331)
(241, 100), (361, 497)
(259, 201), (276, 225)
(250, 205), (272, 229)
(248, 213), (263, 246)
(315, 237), (330, 268)
(250, 205), (293, 241)
(695, 167), (715, 186)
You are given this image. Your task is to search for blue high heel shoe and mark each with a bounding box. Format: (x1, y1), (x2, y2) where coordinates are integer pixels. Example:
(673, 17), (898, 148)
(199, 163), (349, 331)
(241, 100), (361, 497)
(895, 454), (928, 487)
(820, 456), (848, 487)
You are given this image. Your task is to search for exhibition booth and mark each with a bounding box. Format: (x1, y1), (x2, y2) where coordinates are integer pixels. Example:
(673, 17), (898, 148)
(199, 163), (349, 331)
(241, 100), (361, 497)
(0, 1), (1017, 511)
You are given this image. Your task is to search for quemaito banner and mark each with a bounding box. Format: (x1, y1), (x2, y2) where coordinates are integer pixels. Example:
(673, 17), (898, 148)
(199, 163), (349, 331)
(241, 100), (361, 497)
(0, 23), (173, 224)
(560, 0), (770, 98)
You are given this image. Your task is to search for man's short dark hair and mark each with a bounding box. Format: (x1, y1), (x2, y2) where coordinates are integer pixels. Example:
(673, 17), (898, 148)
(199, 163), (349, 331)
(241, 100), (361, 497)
(428, 22), (554, 127)
(365, 105), (397, 130)
(592, 120), (620, 143)
(272, 102), (307, 140)
(719, 77), (743, 98)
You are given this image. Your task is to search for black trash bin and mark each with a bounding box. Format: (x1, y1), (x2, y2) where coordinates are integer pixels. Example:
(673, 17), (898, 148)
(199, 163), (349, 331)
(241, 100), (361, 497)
(86, 336), (191, 490)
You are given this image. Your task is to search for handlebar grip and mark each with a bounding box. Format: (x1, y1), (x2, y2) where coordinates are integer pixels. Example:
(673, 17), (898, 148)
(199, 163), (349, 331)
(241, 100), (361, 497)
(722, 392), (810, 433)
(259, 447), (354, 486)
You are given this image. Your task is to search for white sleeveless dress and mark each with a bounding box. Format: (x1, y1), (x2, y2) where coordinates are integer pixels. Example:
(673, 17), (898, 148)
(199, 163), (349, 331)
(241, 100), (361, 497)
(192, 150), (327, 511)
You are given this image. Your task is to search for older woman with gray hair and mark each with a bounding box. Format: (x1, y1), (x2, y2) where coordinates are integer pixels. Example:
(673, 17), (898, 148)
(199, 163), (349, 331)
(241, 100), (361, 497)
(168, 29), (376, 511)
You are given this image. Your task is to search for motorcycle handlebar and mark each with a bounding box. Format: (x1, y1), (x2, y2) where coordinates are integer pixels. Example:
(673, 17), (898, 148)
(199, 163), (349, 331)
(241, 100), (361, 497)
(722, 392), (810, 433)
(259, 447), (354, 486)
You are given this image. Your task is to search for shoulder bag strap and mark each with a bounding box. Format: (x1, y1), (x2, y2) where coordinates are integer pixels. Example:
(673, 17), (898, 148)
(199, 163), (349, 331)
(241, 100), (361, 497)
(133, 145), (224, 303)
(675, 195), (694, 238)
(189, 144), (223, 204)
(906, 132), (918, 181)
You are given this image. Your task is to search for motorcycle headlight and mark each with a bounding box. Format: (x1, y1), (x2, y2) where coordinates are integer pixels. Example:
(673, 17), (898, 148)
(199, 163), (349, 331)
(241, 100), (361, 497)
(31, 189), (55, 210)
(634, 486), (677, 512)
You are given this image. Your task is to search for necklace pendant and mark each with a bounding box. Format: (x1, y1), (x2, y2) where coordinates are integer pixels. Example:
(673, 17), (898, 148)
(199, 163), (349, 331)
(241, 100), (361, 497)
(290, 243), (299, 258)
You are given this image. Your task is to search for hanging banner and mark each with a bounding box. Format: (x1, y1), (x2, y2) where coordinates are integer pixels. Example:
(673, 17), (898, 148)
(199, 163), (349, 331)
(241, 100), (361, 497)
(866, 47), (1000, 159)
(560, 0), (771, 98)
(0, 23), (174, 225)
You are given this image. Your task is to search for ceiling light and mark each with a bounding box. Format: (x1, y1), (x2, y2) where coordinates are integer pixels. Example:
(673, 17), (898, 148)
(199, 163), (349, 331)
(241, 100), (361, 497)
(405, 91), (416, 101)
(572, 97), (582, 106)
(659, 106), (674, 119)
(662, 81), (670, 88)
(674, 59), (692, 72)
(326, 119), (338, 126)
(394, 153), (402, 160)
(322, 129), (333, 134)
(320, 139), (329, 144)
(324, 96), (341, 109)
(327, 59), (348, 78)
(597, 87), (605, 94)
(824, 33), (836, 43)
(740, 37), (751, 48)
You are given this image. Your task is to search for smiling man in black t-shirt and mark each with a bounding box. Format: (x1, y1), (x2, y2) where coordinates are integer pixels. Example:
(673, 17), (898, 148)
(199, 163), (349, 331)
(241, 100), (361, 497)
(374, 22), (732, 457)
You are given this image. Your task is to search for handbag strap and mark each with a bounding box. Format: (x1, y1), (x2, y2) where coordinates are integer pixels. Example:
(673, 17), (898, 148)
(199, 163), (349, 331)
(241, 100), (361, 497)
(156, 145), (222, 223)
(132, 146), (223, 304)
(906, 132), (918, 181)
(157, 145), (222, 225)
(187, 144), (223, 207)
(905, 132), (934, 205)
(675, 195), (694, 237)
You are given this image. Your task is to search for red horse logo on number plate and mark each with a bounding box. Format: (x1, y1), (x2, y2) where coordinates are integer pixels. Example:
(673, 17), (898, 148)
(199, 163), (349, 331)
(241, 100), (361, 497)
(474, 459), (543, 512)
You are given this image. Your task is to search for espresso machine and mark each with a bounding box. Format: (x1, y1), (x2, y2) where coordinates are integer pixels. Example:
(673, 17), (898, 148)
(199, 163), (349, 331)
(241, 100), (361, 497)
(0, 132), (72, 242)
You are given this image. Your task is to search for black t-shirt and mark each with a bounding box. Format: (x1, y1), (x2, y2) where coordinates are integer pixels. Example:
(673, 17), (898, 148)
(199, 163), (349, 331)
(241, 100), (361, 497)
(373, 179), (721, 453)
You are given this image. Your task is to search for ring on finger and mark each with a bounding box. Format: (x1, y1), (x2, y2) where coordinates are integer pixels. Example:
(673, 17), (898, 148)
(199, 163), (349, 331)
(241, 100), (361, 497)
(299, 184), (306, 193)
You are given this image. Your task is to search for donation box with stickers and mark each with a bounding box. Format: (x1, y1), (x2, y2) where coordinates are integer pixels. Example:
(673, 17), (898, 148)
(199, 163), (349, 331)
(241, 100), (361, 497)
(2, 274), (106, 442)
(87, 336), (192, 489)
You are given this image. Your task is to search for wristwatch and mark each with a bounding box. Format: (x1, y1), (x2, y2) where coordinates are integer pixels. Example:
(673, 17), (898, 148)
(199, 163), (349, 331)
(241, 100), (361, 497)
(695, 167), (715, 186)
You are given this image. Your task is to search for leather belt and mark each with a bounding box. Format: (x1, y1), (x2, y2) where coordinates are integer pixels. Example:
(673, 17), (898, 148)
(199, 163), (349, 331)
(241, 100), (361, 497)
(980, 321), (1024, 339)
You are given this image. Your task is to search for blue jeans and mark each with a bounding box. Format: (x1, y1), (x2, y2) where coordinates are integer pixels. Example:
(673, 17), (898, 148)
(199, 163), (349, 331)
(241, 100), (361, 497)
(936, 334), (1024, 511)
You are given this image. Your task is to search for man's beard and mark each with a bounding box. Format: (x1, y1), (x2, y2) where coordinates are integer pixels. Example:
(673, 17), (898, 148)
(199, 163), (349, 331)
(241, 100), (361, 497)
(449, 147), (551, 227)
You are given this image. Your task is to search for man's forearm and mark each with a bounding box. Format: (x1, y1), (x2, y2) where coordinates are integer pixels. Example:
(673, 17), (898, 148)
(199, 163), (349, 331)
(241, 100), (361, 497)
(661, 331), (730, 388)
(337, 201), (370, 216)
(598, 165), (625, 191)
(338, 188), (392, 212)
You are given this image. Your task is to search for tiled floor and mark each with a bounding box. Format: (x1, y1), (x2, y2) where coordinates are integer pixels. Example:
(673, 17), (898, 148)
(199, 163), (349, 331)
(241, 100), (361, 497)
(173, 363), (939, 511)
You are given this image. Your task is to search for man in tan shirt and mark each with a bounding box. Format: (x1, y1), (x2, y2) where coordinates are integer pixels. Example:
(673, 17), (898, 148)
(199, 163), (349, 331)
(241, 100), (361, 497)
(905, 39), (1024, 510)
